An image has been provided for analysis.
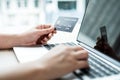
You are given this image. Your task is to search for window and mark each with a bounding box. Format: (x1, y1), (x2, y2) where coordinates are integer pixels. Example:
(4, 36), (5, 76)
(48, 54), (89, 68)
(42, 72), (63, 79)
(58, 1), (76, 10)
(45, 0), (85, 23)
(34, 0), (39, 8)
(0, 0), (85, 29)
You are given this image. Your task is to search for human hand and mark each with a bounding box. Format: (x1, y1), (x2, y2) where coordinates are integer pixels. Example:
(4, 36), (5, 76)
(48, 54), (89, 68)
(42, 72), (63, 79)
(37, 45), (89, 80)
(17, 25), (56, 46)
(36, 25), (56, 45)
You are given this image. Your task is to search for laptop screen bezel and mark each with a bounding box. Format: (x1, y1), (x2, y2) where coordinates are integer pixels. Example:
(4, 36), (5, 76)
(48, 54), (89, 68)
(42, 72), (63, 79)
(76, 0), (89, 43)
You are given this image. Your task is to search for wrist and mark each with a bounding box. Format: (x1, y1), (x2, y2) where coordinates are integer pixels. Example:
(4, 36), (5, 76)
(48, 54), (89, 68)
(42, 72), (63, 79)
(35, 60), (59, 80)
(10, 34), (23, 47)
(32, 61), (50, 80)
(0, 34), (22, 49)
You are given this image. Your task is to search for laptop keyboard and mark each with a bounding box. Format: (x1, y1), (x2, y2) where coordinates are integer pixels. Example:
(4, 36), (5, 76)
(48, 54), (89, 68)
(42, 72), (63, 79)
(43, 42), (120, 79)
(83, 54), (120, 78)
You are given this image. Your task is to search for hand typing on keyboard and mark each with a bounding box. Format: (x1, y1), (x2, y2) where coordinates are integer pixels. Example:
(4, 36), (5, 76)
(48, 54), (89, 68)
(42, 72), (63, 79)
(37, 45), (89, 79)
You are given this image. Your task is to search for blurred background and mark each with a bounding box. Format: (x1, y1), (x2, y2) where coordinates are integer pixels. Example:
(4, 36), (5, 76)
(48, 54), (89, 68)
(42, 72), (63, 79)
(0, 0), (119, 57)
(0, 0), (85, 28)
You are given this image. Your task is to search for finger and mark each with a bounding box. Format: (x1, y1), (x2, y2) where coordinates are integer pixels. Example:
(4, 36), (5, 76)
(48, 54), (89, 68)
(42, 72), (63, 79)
(42, 33), (53, 40)
(48, 33), (53, 39)
(76, 60), (89, 69)
(39, 36), (49, 43)
(53, 28), (57, 33)
(36, 25), (45, 29)
(52, 30), (57, 34)
(36, 37), (47, 44)
(40, 40), (47, 45)
(36, 25), (42, 29)
(70, 46), (84, 51)
(37, 39), (46, 45)
(36, 24), (51, 29)
(43, 37), (49, 42)
(38, 27), (55, 35)
(36, 33), (53, 44)
(74, 50), (88, 60)
(41, 24), (51, 29)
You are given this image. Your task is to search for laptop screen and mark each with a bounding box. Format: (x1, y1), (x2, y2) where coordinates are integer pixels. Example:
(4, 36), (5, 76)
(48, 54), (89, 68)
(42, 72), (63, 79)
(77, 0), (120, 61)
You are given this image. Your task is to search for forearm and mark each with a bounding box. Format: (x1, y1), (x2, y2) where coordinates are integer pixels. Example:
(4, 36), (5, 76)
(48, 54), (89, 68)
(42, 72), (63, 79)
(0, 34), (20, 49)
(0, 61), (48, 80)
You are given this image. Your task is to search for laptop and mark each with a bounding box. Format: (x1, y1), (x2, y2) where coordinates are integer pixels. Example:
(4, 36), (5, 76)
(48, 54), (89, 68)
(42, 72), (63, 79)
(14, 0), (120, 80)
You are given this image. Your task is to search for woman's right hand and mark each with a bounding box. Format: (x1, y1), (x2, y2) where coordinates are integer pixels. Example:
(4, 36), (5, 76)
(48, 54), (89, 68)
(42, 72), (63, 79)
(37, 45), (89, 80)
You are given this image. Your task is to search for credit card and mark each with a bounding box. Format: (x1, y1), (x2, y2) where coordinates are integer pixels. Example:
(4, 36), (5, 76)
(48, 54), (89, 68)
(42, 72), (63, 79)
(54, 16), (78, 32)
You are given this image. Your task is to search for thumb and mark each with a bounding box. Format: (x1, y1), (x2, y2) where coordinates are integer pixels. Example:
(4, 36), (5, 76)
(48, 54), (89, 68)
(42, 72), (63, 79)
(38, 27), (55, 35)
